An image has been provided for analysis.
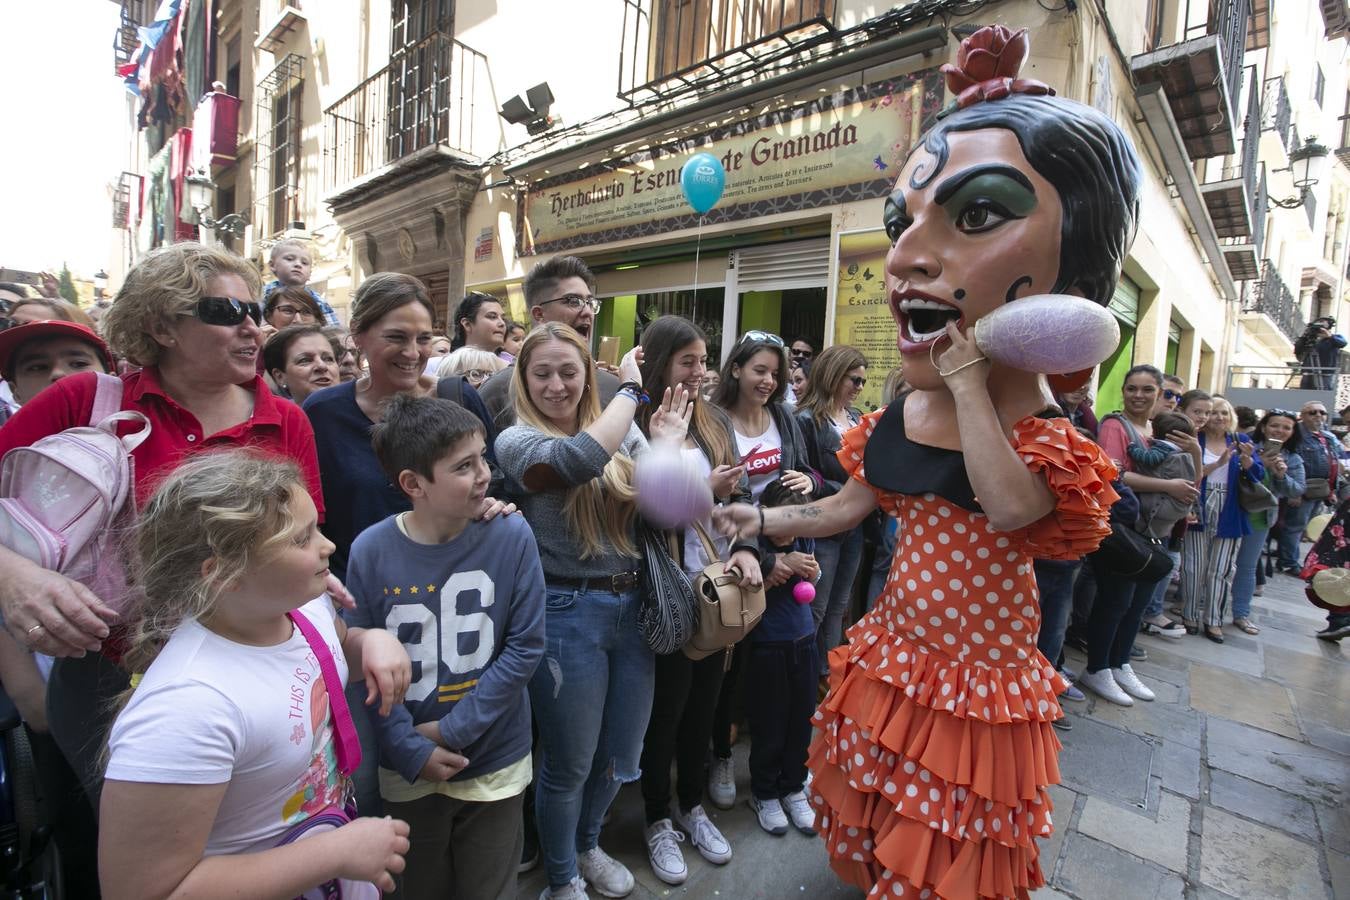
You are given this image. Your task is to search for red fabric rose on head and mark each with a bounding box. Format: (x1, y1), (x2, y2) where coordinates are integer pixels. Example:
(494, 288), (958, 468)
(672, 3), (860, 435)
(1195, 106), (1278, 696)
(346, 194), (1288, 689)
(939, 25), (1053, 113)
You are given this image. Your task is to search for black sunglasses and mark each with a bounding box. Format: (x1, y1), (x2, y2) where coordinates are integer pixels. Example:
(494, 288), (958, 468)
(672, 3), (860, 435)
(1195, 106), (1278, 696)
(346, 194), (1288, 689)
(847, 375), (867, 388)
(190, 296), (263, 327)
(1162, 389), (1181, 400)
(789, 347), (813, 358)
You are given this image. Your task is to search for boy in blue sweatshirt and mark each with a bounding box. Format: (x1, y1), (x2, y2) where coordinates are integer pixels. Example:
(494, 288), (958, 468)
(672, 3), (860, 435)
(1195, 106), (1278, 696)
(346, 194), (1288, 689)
(346, 394), (544, 900)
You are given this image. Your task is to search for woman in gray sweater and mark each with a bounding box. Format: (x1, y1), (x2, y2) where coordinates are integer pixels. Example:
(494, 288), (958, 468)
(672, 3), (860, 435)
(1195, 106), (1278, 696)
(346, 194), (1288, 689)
(495, 322), (689, 900)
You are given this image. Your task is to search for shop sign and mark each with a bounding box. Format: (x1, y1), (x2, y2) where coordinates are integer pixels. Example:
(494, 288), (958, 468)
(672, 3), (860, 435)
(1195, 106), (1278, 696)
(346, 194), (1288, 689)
(833, 227), (896, 414)
(474, 227), (494, 263)
(519, 69), (943, 256)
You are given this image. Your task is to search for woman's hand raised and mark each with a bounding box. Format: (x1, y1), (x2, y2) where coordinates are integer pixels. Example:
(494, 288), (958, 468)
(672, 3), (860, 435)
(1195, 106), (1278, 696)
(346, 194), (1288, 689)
(648, 387), (693, 448)
(618, 346), (644, 385)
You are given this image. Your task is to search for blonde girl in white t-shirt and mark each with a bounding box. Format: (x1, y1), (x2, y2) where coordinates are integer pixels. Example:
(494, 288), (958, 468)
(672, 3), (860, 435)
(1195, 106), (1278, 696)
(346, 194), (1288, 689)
(100, 451), (414, 900)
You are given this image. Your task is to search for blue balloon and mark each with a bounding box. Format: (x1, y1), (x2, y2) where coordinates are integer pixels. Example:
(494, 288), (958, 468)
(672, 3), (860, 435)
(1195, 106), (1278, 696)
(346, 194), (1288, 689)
(680, 152), (726, 215)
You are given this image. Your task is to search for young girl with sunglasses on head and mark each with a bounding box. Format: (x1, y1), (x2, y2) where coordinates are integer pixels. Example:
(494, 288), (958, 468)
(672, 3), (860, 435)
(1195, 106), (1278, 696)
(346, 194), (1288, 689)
(99, 451), (413, 900)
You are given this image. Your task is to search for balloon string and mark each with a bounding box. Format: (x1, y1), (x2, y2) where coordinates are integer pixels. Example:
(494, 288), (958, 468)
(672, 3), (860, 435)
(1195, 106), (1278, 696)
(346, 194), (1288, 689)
(692, 215), (703, 324)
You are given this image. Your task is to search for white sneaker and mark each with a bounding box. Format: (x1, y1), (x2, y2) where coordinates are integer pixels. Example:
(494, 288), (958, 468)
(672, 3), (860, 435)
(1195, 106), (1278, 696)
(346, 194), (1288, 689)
(675, 804), (732, 864)
(708, 756), (736, 810)
(782, 790), (817, 835)
(643, 819), (687, 885)
(1079, 668), (1133, 706)
(577, 846), (634, 898)
(1111, 664), (1156, 701)
(541, 876), (589, 900)
(749, 796), (789, 835)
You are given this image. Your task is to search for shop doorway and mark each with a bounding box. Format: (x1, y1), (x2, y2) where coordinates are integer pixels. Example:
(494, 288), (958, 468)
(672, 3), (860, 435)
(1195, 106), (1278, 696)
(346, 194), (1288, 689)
(721, 238), (831, 364)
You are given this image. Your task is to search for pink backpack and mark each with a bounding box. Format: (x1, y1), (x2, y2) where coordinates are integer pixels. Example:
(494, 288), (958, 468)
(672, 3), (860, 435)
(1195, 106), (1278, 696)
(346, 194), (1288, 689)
(0, 374), (151, 617)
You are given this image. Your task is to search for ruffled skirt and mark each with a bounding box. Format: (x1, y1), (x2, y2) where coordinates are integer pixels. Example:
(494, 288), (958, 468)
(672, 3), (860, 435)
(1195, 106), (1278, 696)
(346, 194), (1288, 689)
(807, 621), (1067, 899)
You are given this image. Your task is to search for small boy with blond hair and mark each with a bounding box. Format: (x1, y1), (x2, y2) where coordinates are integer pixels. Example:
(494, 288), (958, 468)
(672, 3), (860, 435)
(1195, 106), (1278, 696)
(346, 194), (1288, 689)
(265, 238), (340, 326)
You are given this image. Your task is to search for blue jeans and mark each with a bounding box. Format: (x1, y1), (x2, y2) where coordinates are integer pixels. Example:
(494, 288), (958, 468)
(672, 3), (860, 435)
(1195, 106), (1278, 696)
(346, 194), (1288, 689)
(1277, 499), (1316, 569)
(530, 584), (655, 889)
(1033, 559), (1081, 669)
(1231, 524), (1270, 621)
(812, 527), (865, 674)
(1145, 549), (1181, 618)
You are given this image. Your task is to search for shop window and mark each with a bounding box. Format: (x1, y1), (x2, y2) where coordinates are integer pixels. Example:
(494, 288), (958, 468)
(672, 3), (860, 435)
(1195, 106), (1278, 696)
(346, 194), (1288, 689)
(633, 288), (726, 361)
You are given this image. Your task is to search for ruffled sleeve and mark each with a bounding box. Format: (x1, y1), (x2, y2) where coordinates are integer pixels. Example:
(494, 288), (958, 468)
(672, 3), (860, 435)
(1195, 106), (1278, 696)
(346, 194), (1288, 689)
(1010, 416), (1119, 559)
(837, 408), (884, 496)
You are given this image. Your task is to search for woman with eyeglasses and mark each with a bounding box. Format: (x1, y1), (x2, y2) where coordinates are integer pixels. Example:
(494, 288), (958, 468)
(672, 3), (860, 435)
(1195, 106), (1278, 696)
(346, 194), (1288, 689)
(706, 330), (817, 818)
(437, 345), (506, 389)
(262, 284), (322, 331)
(793, 344), (869, 676)
(1230, 410), (1305, 635)
(301, 273), (511, 817)
(0, 242), (328, 826)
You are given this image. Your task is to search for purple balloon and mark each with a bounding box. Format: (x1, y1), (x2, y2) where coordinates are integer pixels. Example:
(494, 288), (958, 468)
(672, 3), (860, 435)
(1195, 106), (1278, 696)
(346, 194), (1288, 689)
(634, 448), (714, 529)
(973, 294), (1120, 374)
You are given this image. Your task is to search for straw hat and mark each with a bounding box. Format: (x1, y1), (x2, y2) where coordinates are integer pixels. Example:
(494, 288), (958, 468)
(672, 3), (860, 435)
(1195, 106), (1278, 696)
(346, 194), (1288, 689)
(1311, 568), (1350, 607)
(1306, 513), (1333, 542)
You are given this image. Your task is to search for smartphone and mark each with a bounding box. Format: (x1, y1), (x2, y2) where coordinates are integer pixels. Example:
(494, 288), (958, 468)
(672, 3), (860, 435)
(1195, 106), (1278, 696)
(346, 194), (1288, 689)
(598, 336), (620, 367)
(1263, 438), (1284, 455)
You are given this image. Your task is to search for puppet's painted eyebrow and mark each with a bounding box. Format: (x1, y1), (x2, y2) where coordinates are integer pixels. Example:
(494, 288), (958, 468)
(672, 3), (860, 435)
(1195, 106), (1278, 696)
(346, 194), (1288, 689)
(932, 164), (1035, 206)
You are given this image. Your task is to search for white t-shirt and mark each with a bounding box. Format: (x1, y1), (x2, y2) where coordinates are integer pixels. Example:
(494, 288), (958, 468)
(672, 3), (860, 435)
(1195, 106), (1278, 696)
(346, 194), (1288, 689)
(106, 595), (348, 856)
(735, 417), (783, 502)
(1204, 446), (1230, 488)
(679, 446), (727, 576)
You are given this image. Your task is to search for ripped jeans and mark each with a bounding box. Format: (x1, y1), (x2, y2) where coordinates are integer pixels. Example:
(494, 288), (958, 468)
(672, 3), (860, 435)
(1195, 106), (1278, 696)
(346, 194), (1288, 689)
(530, 583), (655, 889)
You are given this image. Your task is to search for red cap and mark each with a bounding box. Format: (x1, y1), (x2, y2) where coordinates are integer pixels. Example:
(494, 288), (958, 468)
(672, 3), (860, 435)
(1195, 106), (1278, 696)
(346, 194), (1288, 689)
(0, 320), (116, 380)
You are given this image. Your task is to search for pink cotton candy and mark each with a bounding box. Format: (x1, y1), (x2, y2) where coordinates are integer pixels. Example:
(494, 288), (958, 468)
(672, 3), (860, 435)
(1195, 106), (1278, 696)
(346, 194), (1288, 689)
(634, 448), (714, 529)
(973, 294), (1120, 374)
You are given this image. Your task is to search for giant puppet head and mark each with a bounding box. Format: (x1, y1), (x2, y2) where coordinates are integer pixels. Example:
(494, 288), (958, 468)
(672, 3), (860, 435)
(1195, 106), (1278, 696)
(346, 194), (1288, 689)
(885, 25), (1142, 391)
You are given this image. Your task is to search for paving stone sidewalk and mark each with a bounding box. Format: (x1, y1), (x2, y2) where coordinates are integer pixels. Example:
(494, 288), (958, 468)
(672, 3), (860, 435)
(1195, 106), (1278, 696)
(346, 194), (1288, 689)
(516, 569), (1349, 899)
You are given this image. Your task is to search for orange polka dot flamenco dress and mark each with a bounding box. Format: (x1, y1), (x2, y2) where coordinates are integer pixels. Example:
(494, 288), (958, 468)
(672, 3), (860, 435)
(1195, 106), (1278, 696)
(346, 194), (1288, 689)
(808, 406), (1117, 899)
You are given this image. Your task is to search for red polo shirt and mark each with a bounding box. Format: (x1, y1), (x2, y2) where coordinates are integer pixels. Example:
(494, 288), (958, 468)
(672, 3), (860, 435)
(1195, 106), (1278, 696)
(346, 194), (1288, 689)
(0, 368), (324, 514)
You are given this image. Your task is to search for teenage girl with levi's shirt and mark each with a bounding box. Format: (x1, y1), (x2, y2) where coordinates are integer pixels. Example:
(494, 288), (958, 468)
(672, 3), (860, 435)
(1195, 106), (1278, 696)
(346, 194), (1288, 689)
(99, 452), (413, 900)
(706, 332), (819, 811)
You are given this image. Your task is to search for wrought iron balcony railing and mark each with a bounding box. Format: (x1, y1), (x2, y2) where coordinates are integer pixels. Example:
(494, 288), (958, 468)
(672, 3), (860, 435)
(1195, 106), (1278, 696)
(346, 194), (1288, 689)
(1261, 75), (1293, 152)
(618, 0), (838, 102)
(1242, 259), (1304, 344)
(324, 32), (486, 196)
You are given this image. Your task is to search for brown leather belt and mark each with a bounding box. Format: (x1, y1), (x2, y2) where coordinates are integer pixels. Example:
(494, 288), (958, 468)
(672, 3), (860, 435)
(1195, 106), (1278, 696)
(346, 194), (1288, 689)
(546, 571), (641, 593)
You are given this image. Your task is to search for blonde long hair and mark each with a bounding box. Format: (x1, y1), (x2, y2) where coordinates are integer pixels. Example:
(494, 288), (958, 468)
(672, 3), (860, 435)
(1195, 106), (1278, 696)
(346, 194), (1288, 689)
(120, 451), (306, 677)
(512, 323), (639, 559)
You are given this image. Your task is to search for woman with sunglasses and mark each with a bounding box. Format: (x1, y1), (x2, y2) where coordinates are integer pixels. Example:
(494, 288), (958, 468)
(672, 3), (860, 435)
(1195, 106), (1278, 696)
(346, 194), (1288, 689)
(0, 242), (328, 818)
(707, 331), (817, 816)
(792, 344), (868, 675)
(1231, 410), (1306, 635)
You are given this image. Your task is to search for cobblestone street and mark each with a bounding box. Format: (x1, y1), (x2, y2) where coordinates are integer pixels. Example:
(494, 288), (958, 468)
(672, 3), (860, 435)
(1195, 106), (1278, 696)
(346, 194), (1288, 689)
(517, 568), (1349, 899)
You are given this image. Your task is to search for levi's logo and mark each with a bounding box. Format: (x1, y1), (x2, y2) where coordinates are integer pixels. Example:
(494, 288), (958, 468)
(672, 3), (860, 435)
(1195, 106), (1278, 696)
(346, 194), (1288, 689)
(744, 445), (781, 475)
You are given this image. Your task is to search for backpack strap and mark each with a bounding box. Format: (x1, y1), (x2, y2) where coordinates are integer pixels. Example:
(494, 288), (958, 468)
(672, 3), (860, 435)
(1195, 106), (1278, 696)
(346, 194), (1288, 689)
(288, 607), (361, 777)
(89, 373), (124, 426)
(436, 374), (465, 407)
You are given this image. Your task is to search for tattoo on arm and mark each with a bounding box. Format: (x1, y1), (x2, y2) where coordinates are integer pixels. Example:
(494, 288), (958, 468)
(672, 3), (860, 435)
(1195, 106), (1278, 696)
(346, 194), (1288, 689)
(795, 505), (823, 519)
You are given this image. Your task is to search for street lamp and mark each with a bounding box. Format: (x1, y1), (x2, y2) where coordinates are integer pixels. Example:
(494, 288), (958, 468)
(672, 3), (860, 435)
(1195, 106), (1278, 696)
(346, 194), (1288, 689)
(184, 169), (247, 238)
(1271, 137), (1331, 209)
(93, 270), (108, 301)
